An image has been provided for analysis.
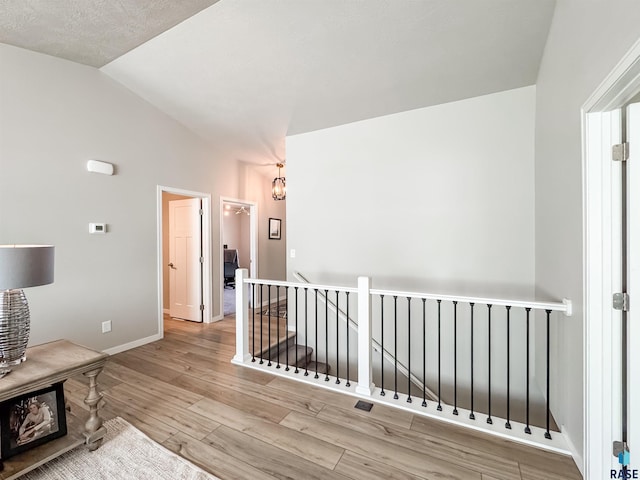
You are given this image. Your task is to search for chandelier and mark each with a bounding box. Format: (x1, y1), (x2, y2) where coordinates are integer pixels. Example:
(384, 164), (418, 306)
(272, 163), (286, 201)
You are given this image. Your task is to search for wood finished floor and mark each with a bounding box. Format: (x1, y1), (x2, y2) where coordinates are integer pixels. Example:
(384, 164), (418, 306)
(66, 316), (583, 480)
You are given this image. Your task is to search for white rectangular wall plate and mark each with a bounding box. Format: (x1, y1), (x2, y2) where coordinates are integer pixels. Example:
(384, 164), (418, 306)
(89, 223), (107, 234)
(87, 159), (114, 175)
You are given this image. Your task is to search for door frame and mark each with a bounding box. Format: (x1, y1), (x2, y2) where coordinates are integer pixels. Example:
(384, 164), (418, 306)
(220, 196), (258, 312)
(157, 186), (213, 334)
(582, 37), (640, 478)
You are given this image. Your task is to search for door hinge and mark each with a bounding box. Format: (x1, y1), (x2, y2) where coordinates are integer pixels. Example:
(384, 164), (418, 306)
(613, 292), (629, 311)
(199, 256), (204, 263)
(200, 304), (205, 311)
(199, 209), (203, 215)
(612, 143), (629, 162)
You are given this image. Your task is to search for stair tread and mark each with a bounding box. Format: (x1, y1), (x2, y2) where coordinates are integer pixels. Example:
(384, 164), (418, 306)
(302, 361), (331, 375)
(260, 344), (313, 364)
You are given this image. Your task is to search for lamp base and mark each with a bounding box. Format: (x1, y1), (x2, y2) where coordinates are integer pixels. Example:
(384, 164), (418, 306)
(0, 289), (31, 377)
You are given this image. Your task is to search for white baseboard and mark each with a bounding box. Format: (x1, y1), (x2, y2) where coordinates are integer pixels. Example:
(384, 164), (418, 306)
(103, 333), (162, 356)
(561, 425), (584, 477)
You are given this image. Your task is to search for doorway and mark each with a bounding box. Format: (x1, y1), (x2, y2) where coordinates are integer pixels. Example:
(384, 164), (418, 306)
(220, 197), (258, 316)
(157, 186), (213, 334)
(583, 40), (640, 478)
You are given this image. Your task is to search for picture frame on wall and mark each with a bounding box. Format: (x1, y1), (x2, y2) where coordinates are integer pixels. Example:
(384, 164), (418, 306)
(269, 218), (281, 240)
(0, 383), (67, 459)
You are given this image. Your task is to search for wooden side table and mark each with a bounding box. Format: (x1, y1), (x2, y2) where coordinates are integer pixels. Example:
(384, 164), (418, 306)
(0, 340), (108, 479)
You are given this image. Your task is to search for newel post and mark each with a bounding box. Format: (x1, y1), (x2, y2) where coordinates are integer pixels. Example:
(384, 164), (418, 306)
(356, 276), (374, 396)
(233, 268), (251, 363)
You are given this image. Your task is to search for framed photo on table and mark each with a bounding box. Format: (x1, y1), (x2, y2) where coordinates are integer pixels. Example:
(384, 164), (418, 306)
(269, 218), (281, 240)
(0, 383), (67, 459)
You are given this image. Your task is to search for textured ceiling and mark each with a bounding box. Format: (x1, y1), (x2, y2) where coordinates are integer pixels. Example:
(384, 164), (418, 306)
(0, 0), (219, 67)
(1, 0), (556, 166)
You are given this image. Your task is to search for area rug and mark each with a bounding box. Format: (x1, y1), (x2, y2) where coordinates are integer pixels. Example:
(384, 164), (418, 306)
(21, 417), (218, 480)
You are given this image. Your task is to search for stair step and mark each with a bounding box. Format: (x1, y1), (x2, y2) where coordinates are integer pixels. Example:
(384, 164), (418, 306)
(256, 331), (296, 358)
(259, 344), (312, 365)
(303, 361), (331, 375)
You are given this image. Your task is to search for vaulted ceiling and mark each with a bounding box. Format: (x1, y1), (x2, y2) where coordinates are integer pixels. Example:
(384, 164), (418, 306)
(0, 0), (556, 165)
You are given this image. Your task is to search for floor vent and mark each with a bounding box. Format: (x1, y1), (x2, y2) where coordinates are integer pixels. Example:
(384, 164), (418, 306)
(354, 400), (373, 412)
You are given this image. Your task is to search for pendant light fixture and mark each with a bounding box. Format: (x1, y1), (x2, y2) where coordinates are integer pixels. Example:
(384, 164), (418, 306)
(272, 163), (286, 201)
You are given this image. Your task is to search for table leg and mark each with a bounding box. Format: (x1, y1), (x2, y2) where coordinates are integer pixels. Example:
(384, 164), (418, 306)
(83, 366), (106, 451)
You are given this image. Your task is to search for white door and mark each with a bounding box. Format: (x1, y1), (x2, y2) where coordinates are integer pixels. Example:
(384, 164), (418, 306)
(627, 101), (639, 462)
(169, 198), (202, 322)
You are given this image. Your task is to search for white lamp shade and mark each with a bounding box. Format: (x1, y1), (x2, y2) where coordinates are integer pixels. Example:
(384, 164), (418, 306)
(0, 245), (55, 290)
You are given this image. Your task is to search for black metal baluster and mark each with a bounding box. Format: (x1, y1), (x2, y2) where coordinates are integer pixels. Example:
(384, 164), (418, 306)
(335, 291), (340, 384)
(469, 302), (475, 420)
(505, 306), (512, 429)
(294, 287), (299, 373)
(380, 295), (385, 396)
(251, 283), (256, 362)
(268, 285), (272, 366)
(453, 301), (458, 415)
(314, 289), (319, 379)
(346, 292), (351, 387)
(422, 298), (427, 407)
(545, 309), (552, 440)
(325, 289), (329, 381)
(525, 307), (531, 434)
(487, 304), (493, 424)
(407, 297), (412, 403)
(393, 296), (399, 400)
(437, 299), (442, 411)
(276, 286), (281, 369)
(259, 284), (264, 364)
(285, 287), (289, 371)
(304, 288), (309, 376)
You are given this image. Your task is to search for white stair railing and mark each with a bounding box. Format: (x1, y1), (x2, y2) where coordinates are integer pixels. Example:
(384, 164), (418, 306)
(231, 268), (573, 455)
(293, 270), (439, 402)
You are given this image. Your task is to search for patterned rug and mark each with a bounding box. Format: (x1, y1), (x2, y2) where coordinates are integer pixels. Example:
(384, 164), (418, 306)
(21, 417), (218, 480)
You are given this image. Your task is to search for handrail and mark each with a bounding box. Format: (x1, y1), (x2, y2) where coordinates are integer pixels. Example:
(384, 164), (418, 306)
(244, 276), (358, 294)
(293, 271), (439, 402)
(369, 288), (572, 315)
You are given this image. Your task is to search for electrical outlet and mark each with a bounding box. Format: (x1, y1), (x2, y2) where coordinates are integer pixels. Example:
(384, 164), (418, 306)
(102, 320), (112, 333)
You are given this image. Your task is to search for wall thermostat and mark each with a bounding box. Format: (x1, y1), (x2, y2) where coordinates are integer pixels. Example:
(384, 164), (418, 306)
(89, 223), (107, 234)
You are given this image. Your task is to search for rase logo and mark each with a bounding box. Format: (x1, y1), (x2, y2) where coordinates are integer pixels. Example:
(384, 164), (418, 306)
(611, 449), (638, 479)
(611, 469), (639, 479)
(612, 450), (637, 479)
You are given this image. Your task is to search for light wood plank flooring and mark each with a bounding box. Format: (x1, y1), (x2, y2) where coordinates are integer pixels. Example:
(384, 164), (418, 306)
(67, 316), (582, 480)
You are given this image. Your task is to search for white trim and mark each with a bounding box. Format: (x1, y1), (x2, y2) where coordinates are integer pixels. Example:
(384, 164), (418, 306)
(103, 333), (162, 356)
(626, 101), (640, 464)
(157, 186), (213, 337)
(220, 196), (258, 316)
(582, 36), (640, 479)
(561, 424), (584, 477)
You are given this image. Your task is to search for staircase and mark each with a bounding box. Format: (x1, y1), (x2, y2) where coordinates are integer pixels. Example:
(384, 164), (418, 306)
(251, 304), (331, 375)
(257, 334), (331, 375)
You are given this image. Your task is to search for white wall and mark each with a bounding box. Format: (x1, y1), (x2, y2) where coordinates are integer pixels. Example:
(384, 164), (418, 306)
(287, 86), (536, 296)
(534, 0), (640, 468)
(286, 86), (544, 421)
(0, 44), (285, 351)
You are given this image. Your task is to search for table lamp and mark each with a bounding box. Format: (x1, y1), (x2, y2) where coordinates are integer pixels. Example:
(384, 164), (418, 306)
(0, 245), (54, 377)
